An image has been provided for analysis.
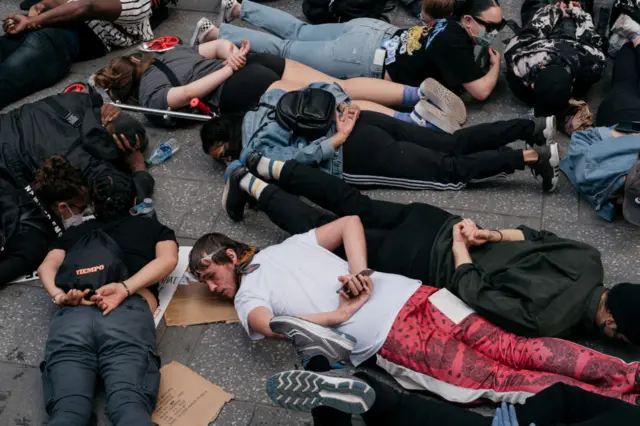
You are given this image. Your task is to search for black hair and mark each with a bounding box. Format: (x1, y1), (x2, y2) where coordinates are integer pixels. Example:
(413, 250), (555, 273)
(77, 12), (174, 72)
(110, 113), (149, 152)
(92, 172), (135, 221)
(200, 113), (245, 162)
(533, 65), (573, 117)
(453, 0), (499, 18)
(33, 155), (89, 207)
(189, 233), (251, 274)
(606, 282), (640, 346)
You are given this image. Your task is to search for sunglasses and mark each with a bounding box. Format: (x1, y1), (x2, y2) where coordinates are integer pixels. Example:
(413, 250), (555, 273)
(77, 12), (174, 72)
(192, 247), (227, 280)
(472, 16), (507, 33)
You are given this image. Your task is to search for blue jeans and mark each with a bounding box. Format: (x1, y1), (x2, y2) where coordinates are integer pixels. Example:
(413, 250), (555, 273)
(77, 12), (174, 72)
(0, 28), (76, 110)
(218, 0), (399, 79)
(41, 295), (160, 426)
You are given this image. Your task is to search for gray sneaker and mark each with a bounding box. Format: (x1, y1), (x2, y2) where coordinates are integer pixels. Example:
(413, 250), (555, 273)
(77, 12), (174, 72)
(190, 17), (215, 47)
(530, 143), (560, 192)
(609, 14), (640, 56)
(269, 316), (356, 368)
(266, 369), (376, 414)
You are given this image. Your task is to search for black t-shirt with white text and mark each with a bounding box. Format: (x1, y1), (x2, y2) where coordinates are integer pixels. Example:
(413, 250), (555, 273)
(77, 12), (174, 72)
(50, 216), (177, 301)
(384, 19), (485, 91)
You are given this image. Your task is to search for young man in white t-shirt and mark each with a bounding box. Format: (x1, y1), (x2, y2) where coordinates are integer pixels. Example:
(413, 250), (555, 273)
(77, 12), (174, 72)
(189, 218), (640, 409)
(1, 0), (153, 109)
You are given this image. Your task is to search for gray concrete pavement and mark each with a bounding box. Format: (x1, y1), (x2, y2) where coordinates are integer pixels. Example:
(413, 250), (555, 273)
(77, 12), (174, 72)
(1, 0), (639, 425)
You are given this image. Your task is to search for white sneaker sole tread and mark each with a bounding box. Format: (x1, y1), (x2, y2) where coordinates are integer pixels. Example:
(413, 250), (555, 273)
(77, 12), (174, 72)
(419, 78), (467, 125)
(266, 370), (375, 414)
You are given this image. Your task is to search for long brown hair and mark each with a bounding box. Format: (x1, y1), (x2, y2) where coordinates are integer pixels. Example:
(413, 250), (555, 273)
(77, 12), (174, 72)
(93, 53), (156, 102)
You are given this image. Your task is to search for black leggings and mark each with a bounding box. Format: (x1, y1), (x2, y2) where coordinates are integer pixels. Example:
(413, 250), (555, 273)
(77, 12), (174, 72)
(258, 160), (453, 283)
(596, 42), (640, 126)
(218, 52), (285, 114)
(312, 373), (636, 426)
(341, 111), (531, 189)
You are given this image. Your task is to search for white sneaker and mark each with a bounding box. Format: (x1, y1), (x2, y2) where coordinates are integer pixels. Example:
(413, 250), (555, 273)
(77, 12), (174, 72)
(609, 14), (640, 56)
(222, 0), (239, 23)
(410, 100), (461, 134)
(418, 78), (467, 125)
(266, 370), (376, 414)
(190, 17), (216, 46)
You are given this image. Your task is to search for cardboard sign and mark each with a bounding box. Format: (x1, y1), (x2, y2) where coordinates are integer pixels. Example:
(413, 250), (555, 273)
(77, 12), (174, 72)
(153, 246), (192, 327)
(164, 281), (239, 327)
(152, 362), (232, 426)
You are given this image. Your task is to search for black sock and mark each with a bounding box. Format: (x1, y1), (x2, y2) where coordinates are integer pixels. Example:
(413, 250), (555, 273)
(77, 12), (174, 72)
(305, 355), (332, 372)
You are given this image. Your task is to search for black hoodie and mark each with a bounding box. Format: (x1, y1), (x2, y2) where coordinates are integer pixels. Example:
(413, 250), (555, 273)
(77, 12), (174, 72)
(429, 215), (605, 338)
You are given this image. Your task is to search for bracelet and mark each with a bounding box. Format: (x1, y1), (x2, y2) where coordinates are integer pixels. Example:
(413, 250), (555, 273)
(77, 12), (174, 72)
(120, 281), (131, 297)
(51, 291), (65, 305)
(493, 229), (504, 242)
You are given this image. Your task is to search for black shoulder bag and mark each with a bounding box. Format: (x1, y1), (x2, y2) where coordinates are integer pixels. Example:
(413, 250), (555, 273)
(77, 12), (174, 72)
(259, 88), (336, 140)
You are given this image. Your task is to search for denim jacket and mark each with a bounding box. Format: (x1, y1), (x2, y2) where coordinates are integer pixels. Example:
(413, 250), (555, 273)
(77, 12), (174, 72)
(560, 127), (640, 221)
(240, 82), (350, 178)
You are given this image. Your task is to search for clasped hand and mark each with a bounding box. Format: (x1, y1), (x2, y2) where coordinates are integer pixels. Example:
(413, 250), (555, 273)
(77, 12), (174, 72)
(336, 272), (373, 321)
(453, 218), (496, 247)
(225, 39), (250, 72)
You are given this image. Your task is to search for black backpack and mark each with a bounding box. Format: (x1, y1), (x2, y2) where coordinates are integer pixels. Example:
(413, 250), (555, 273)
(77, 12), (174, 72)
(256, 88), (337, 141)
(303, 0), (394, 24)
(55, 225), (129, 293)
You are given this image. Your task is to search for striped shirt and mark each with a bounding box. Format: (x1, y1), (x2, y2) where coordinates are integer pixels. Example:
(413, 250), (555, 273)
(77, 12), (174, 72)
(68, 0), (153, 50)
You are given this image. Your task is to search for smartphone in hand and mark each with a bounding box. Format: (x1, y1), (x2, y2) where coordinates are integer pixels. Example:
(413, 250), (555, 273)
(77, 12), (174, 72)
(338, 269), (374, 296)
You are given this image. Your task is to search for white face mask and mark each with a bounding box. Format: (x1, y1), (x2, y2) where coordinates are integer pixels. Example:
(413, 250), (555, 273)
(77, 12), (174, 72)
(62, 205), (93, 229)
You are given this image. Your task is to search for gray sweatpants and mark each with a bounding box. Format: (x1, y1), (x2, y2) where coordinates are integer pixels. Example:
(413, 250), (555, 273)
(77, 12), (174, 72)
(41, 294), (160, 426)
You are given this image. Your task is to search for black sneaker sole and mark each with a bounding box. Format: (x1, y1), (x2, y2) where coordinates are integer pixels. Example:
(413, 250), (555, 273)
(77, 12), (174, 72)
(266, 370), (375, 414)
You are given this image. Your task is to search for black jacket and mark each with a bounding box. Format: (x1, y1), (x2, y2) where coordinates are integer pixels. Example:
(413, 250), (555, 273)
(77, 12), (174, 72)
(429, 215), (605, 338)
(0, 92), (154, 285)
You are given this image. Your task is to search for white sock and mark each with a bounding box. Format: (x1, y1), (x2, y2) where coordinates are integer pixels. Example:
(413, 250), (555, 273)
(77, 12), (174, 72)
(256, 156), (284, 180)
(239, 173), (268, 200)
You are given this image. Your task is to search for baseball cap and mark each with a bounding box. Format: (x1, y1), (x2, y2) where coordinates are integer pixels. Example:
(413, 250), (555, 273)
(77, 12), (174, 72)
(623, 160), (640, 226)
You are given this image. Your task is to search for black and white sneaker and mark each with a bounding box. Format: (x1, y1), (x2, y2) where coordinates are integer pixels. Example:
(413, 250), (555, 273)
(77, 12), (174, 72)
(222, 164), (249, 222)
(270, 316), (356, 368)
(266, 370), (376, 414)
(190, 17), (216, 47)
(527, 116), (556, 147)
(530, 143), (560, 193)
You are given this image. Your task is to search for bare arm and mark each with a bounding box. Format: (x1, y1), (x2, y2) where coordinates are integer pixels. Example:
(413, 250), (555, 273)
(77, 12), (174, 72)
(247, 306), (283, 339)
(121, 240), (178, 295)
(36, 0), (67, 10)
(463, 62), (499, 101)
(37, 249), (67, 301)
(197, 39), (239, 60)
(166, 66), (234, 109)
(315, 216), (367, 274)
(27, 0), (122, 28)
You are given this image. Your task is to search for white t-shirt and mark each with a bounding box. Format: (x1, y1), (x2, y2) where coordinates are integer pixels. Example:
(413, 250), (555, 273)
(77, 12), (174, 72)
(234, 230), (421, 366)
(68, 0), (153, 49)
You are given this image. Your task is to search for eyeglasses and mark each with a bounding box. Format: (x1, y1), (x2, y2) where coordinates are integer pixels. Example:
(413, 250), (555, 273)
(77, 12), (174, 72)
(472, 16), (507, 33)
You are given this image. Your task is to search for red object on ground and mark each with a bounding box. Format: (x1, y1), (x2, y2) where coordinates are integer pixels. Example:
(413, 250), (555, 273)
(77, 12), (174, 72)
(64, 83), (88, 93)
(146, 36), (180, 51)
(190, 98), (212, 115)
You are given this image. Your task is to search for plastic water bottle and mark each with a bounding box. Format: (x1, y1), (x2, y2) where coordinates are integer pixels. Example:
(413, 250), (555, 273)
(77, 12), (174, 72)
(130, 198), (154, 216)
(145, 138), (179, 167)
